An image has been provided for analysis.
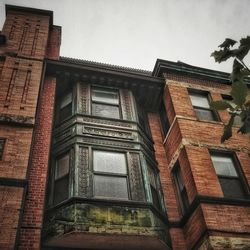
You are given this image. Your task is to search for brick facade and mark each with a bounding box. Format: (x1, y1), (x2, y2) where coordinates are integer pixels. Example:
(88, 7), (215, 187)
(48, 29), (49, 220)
(0, 4), (249, 250)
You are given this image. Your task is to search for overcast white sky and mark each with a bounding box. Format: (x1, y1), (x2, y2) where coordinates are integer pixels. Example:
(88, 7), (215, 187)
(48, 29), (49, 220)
(0, 0), (250, 72)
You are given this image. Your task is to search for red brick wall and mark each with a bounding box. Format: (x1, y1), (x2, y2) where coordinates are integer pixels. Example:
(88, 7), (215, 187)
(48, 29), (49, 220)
(0, 186), (24, 249)
(18, 76), (56, 249)
(46, 26), (61, 60)
(0, 125), (32, 179)
(202, 203), (250, 233)
(2, 11), (50, 59)
(148, 112), (187, 249)
(150, 73), (250, 249)
(0, 56), (43, 118)
(185, 145), (223, 197)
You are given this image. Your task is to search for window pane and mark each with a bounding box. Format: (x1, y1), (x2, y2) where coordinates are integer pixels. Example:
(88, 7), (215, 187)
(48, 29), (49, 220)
(55, 154), (70, 180)
(59, 103), (72, 121)
(148, 166), (157, 189)
(175, 167), (184, 191)
(194, 108), (216, 121)
(219, 178), (246, 199)
(190, 93), (210, 108)
(92, 89), (119, 105)
(151, 186), (161, 210)
(211, 155), (237, 177)
(60, 92), (72, 109)
(159, 102), (169, 137)
(92, 103), (120, 119)
(181, 188), (189, 212)
(93, 151), (127, 174)
(54, 176), (69, 204)
(94, 175), (128, 199)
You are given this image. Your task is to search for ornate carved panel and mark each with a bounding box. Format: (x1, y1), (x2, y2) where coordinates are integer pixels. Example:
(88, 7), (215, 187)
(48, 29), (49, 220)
(81, 116), (133, 128)
(120, 89), (135, 121)
(82, 126), (136, 140)
(128, 153), (145, 201)
(78, 147), (91, 197)
(79, 83), (90, 115)
(79, 137), (138, 149)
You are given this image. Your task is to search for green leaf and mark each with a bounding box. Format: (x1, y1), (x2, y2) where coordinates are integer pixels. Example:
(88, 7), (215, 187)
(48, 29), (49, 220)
(219, 38), (237, 49)
(210, 100), (233, 110)
(239, 36), (250, 48)
(234, 46), (250, 60)
(238, 111), (250, 134)
(221, 114), (235, 142)
(230, 81), (248, 106)
(211, 49), (235, 63)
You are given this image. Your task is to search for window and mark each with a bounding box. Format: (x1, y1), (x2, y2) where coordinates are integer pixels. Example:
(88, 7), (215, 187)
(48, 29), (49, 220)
(147, 166), (161, 210)
(93, 150), (129, 199)
(189, 91), (218, 121)
(159, 101), (170, 138)
(59, 91), (72, 122)
(173, 161), (189, 214)
(0, 138), (5, 160)
(211, 152), (247, 199)
(222, 95), (243, 126)
(136, 100), (151, 136)
(92, 88), (120, 119)
(54, 153), (70, 204)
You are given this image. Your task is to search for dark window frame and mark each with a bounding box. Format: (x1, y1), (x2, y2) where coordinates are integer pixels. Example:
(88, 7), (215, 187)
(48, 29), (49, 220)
(53, 152), (70, 204)
(0, 138), (6, 161)
(210, 151), (249, 199)
(188, 89), (219, 122)
(92, 149), (130, 200)
(58, 89), (73, 123)
(159, 100), (170, 139)
(91, 87), (122, 119)
(147, 164), (162, 211)
(173, 161), (189, 215)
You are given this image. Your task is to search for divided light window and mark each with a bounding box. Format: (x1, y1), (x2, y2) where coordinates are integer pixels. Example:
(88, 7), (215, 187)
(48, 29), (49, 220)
(92, 88), (120, 119)
(173, 161), (189, 215)
(159, 101), (170, 138)
(211, 152), (247, 199)
(54, 153), (70, 204)
(189, 90), (218, 121)
(59, 91), (72, 122)
(147, 165), (161, 210)
(93, 150), (129, 199)
(0, 138), (5, 160)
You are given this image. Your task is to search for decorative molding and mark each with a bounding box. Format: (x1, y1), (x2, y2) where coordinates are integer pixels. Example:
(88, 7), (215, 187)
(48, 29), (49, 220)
(120, 89), (134, 121)
(81, 116), (133, 128)
(0, 113), (34, 126)
(53, 128), (72, 144)
(80, 137), (137, 149)
(80, 83), (90, 115)
(128, 153), (146, 201)
(82, 126), (135, 140)
(78, 147), (90, 197)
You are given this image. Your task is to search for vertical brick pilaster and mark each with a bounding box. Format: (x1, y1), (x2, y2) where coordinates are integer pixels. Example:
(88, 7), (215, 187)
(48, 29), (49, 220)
(18, 76), (56, 249)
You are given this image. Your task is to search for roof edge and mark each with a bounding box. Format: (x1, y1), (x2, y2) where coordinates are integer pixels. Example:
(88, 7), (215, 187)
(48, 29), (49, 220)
(59, 56), (153, 76)
(152, 58), (235, 84)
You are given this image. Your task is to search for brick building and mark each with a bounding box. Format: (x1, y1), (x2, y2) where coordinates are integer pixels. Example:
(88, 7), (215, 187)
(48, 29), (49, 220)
(0, 5), (249, 250)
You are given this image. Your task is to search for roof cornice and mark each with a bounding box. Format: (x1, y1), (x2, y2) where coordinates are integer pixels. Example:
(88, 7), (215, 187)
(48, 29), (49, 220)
(152, 59), (250, 85)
